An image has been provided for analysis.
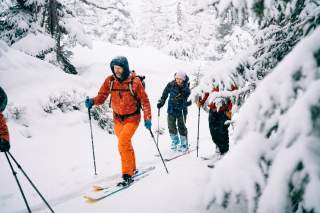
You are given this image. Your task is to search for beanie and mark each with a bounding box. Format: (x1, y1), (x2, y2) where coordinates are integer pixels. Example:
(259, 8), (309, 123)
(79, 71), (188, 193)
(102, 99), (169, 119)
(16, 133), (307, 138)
(175, 71), (186, 81)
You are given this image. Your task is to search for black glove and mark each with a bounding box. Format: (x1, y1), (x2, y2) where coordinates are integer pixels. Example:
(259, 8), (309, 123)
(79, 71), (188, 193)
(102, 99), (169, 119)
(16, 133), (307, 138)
(157, 101), (164, 109)
(0, 139), (10, 152)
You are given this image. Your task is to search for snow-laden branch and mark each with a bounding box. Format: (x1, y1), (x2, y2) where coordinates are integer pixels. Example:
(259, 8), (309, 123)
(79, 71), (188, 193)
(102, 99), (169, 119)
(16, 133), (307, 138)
(78, 0), (131, 19)
(205, 26), (320, 213)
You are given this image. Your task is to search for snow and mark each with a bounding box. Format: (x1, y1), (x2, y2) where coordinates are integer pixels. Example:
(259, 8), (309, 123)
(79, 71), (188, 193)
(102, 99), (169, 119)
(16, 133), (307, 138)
(61, 17), (93, 49)
(1, 2), (319, 211)
(0, 41), (233, 213)
(11, 33), (55, 57)
(204, 132), (269, 213)
(203, 26), (320, 213)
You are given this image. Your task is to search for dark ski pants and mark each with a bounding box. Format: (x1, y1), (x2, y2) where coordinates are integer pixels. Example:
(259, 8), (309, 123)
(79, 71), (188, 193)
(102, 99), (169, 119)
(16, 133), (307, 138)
(208, 110), (230, 155)
(167, 113), (187, 137)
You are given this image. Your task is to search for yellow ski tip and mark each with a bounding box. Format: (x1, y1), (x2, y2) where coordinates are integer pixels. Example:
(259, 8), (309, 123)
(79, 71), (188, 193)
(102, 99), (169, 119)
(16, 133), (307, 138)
(83, 196), (97, 204)
(92, 185), (104, 192)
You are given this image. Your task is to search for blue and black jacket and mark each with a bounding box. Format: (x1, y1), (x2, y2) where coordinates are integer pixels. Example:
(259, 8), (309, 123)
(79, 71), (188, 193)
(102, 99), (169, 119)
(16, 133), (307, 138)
(158, 76), (191, 116)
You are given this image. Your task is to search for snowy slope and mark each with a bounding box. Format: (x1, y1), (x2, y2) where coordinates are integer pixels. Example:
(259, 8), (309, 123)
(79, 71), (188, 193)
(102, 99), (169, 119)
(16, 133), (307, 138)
(0, 41), (238, 213)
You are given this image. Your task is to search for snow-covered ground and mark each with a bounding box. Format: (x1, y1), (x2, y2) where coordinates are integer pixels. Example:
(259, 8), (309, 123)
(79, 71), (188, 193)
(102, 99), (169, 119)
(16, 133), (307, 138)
(0, 41), (241, 213)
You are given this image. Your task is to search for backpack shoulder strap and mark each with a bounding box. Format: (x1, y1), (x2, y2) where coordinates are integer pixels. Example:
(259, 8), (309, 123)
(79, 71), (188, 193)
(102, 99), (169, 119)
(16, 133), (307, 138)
(108, 76), (115, 107)
(128, 75), (143, 96)
(109, 76), (116, 93)
(128, 78), (135, 97)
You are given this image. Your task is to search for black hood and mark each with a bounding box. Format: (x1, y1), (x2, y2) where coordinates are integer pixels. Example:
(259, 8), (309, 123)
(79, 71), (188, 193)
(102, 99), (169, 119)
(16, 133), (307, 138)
(0, 86), (8, 112)
(110, 56), (130, 82)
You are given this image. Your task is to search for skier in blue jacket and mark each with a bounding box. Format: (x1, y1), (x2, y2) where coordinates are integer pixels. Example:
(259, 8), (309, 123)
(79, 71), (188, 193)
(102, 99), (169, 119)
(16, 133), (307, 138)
(157, 71), (191, 152)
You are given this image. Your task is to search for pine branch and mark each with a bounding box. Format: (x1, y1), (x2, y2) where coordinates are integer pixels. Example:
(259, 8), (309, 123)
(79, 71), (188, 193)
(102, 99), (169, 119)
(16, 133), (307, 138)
(191, 0), (219, 15)
(78, 0), (131, 19)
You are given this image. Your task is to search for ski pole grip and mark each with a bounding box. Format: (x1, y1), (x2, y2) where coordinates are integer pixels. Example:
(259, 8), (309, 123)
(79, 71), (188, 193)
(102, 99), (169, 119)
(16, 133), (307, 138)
(86, 96), (92, 120)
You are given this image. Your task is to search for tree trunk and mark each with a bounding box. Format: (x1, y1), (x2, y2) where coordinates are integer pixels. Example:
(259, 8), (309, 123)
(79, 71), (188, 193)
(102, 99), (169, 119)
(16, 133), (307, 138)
(47, 0), (58, 36)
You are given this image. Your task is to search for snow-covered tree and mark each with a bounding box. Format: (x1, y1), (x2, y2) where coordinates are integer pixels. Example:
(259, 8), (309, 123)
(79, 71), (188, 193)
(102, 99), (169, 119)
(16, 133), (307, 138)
(66, 0), (137, 46)
(0, 0), (91, 74)
(205, 27), (320, 213)
(194, 0), (320, 212)
(0, 0), (38, 45)
(138, 0), (177, 49)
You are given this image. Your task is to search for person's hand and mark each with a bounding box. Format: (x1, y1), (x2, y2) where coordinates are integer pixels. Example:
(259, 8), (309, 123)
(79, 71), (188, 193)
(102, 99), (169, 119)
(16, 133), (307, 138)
(157, 101), (164, 109)
(196, 100), (203, 108)
(0, 139), (10, 152)
(144, 120), (152, 129)
(225, 111), (232, 120)
(85, 98), (94, 109)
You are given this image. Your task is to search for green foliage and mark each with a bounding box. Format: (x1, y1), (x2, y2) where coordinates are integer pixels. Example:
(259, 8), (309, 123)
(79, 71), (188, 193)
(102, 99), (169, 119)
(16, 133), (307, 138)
(252, 0), (264, 19)
(288, 162), (311, 212)
(56, 46), (77, 74)
(44, 0), (78, 74)
(91, 104), (114, 134)
(314, 48), (320, 67)
(0, 4), (33, 45)
(42, 90), (84, 113)
(0, 0), (78, 75)
(310, 104), (320, 134)
(213, 0), (320, 85)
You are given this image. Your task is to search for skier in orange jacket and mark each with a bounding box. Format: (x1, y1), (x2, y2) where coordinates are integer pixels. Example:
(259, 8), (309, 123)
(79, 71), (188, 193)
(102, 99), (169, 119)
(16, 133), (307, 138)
(85, 56), (152, 186)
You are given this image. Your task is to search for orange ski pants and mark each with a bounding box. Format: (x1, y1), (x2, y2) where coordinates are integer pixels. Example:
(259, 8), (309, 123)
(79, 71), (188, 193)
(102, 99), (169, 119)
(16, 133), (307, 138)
(114, 121), (139, 176)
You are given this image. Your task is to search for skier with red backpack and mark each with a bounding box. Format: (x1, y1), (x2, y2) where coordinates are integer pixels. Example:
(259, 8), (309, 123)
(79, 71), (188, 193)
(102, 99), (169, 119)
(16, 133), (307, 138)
(196, 83), (237, 161)
(85, 56), (152, 186)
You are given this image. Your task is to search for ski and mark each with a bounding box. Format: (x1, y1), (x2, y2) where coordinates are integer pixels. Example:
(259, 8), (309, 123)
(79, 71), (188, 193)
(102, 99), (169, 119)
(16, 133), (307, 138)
(164, 147), (196, 162)
(207, 164), (215, 169)
(83, 166), (155, 203)
(205, 157), (222, 169)
(91, 166), (155, 191)
(200, 156), (212, 161)
(84, 174), (149, 203)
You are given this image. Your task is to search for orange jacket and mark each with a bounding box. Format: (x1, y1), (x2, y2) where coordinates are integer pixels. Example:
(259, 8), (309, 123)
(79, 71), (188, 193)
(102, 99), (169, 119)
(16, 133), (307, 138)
(0, 112), (9, 142)
(199, 85), (237, 112)
(93, 73), (152, 123)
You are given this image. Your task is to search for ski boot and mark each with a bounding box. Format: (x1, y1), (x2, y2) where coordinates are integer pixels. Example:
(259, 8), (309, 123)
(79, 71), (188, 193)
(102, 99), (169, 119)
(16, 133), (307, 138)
(117, 174), (133, 187)
(170, 134), (180, 151)
(177, 135), (188, 152)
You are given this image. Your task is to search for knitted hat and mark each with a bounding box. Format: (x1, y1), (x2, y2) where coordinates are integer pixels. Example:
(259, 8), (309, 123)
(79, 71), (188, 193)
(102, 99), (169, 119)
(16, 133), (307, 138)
(175, 71), (186, 81)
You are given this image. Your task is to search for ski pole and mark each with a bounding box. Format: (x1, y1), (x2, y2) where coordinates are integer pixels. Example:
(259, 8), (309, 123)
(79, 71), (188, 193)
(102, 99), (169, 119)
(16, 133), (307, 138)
(181, 110), (189, 148)
(196, 107), (201, 157)
(87, 102), (97, 176)
(156, 108), (160, 146)
(4, 152), (31, 213)
(7, 152), (55, 213)
(148, 129), (169, 174)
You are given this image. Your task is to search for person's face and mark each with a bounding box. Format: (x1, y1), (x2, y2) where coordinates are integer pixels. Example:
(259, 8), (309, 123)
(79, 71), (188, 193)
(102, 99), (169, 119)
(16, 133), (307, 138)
(175, 78), (184, 86)
(114, 65), (124, 78)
